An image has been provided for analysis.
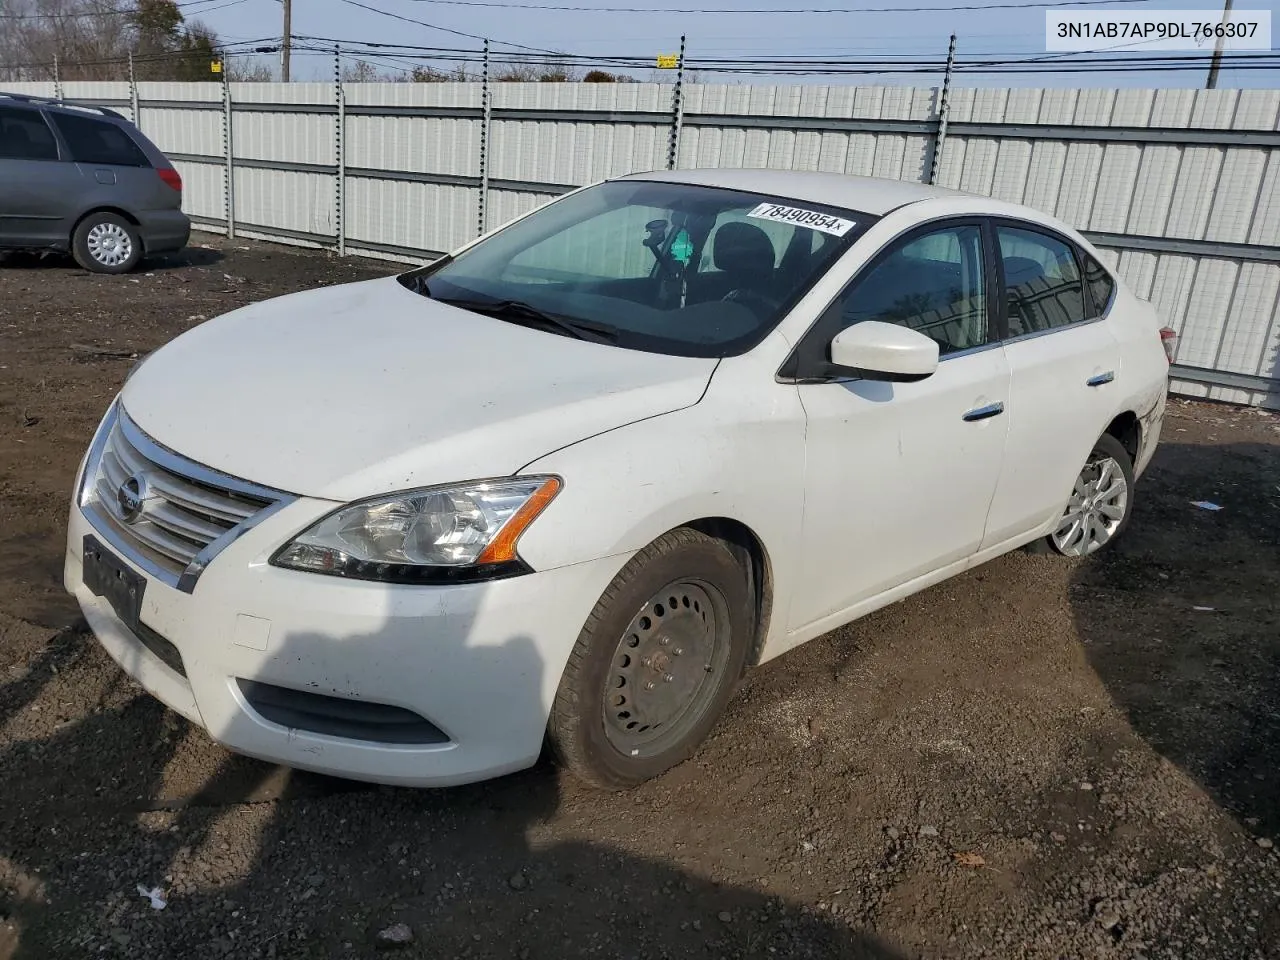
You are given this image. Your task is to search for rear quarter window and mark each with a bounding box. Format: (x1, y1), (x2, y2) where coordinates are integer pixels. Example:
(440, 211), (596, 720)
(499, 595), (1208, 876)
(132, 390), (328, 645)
(50, 113), (149, 167)
(1082, 252), (1116, 317)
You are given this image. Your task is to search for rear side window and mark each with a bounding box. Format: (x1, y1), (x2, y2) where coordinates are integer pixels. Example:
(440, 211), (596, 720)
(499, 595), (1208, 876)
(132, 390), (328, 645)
(1081, 253), (1116, 316)
(50, 113), (149, 167)
(996, 225), (1088, 336)
(0, 107), (59, 161)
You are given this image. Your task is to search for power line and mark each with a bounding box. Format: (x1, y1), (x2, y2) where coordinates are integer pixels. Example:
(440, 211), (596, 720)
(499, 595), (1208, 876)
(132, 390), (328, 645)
(283, 41), (1280, 76)
(7, 29), (1277, 77)
(0, 0), (238, 20)
(332, 0), (569, 55)
(390, 0), (1156, 12)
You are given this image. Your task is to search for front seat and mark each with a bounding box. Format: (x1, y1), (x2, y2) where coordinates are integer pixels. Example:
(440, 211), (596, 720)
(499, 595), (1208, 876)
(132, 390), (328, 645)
(712, 221), (776, 301)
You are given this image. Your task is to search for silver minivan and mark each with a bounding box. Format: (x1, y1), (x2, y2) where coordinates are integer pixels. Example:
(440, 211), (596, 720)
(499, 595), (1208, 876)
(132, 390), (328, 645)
(0, 93), (190, 273)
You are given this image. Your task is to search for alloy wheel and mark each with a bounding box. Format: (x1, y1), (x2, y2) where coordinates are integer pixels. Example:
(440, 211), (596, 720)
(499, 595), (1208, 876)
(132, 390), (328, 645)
(1050, 455), (1129, 557)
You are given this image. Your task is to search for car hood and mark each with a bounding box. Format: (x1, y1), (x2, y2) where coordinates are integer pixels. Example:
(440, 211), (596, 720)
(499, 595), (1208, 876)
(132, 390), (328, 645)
(122, 277), (716, 501)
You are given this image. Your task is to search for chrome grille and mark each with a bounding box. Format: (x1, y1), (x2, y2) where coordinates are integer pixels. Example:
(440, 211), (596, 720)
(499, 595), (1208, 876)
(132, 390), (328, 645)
(79, 404), (293, 592)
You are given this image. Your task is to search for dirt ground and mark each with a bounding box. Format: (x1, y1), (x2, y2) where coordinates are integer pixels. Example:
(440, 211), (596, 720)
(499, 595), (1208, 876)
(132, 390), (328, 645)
(1, 235), (1278, 960)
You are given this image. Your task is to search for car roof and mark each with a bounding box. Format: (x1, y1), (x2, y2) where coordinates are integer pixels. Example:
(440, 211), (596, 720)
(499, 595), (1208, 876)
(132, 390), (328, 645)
(617, 168), (975, 217)
(0, 91), (127, 122)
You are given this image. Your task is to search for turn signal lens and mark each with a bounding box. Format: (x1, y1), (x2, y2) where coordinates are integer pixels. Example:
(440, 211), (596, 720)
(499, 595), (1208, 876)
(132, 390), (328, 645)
(1159, 327), (1177, 364)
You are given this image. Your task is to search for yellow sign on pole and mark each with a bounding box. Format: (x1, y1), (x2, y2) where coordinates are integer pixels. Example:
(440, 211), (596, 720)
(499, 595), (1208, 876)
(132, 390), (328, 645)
(656, 53), (678, 69)
(210, 59), (223, 74)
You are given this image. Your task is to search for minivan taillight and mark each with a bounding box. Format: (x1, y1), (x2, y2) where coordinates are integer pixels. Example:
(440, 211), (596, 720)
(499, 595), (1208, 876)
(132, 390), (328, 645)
(1159, 326), (1177, 364)
(157, 167), (182, 192)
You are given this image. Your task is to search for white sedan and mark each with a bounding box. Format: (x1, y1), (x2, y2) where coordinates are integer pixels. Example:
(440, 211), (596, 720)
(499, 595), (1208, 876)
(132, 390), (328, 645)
(65, 169), (1172, 788)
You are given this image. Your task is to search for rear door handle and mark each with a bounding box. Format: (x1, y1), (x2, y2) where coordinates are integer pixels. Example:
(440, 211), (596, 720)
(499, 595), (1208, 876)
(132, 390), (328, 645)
(1086, 371), (1115, 387)
(963, 401), (1005, 422)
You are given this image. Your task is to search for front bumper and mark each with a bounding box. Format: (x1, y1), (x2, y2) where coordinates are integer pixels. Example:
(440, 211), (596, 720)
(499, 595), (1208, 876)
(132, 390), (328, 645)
(65, 497), (627, 787)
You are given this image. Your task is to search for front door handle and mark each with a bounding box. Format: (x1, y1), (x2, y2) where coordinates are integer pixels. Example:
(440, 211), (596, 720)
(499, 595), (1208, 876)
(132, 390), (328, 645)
(963, 401), (1005, 422)
(1086, 371), (1115, 387)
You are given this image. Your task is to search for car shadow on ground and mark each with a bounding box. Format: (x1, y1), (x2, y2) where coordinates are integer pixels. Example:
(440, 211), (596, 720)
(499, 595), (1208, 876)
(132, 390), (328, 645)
(1073, 439), (1280, 841)
(0, 246), (223, 272)
(0, 619), (905, 959)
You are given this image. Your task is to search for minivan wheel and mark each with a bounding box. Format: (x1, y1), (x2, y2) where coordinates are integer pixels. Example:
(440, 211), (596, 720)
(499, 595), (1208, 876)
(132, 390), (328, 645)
(547, 528), (752, 789)
(73, 213), (143, 274)
(1036, 433), (1135, 558)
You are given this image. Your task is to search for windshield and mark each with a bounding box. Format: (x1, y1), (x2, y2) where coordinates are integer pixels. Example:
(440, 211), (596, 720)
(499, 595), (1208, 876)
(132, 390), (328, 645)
(399, 179), (875, 358)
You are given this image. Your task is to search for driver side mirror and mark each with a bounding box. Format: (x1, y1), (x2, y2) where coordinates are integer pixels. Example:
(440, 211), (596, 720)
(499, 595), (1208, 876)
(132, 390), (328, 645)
(827, 321), (939, 382)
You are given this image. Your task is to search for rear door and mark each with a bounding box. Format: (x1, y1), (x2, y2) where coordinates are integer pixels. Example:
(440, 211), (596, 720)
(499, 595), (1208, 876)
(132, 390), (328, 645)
(979, 220), (1122, 548)
(0, 105), (71, 246)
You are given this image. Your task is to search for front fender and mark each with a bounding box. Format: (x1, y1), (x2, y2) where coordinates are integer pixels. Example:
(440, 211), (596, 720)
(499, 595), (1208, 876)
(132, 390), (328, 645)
(514, 355), (808, 660)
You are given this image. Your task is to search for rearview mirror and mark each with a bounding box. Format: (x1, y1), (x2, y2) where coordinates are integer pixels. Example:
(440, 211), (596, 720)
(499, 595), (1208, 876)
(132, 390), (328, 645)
(828, 321), (939, 382)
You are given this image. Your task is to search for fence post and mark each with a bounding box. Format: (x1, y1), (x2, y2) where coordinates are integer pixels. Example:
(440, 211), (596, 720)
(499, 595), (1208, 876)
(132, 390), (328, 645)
(928, 34), (957, 186)
(478, 38), (491, 238)
(335, 44), (346, 257)
(222, 61), (235, 239)
(128, 54), (140, 125)
(53, 55), (62, 99)
(666, 34), (686, 171)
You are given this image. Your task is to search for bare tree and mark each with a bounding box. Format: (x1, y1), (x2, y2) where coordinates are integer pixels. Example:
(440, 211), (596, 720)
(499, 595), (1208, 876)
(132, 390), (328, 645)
(0, 0), (232, 82)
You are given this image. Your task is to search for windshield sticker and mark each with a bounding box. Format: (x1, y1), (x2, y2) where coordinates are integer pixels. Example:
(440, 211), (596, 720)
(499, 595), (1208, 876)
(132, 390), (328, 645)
(746, 203), (856, 236)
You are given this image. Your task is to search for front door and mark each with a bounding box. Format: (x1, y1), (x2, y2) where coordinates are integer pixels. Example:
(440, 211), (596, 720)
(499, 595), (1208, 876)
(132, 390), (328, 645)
(788, 220), (1011, 631)
(0, 106), (69, 246)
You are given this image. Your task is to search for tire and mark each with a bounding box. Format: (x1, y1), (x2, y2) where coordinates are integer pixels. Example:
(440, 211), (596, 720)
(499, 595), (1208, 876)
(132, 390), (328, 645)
(547, 527), (752, 789)
(1032, 432), (1135, 558)
(72, 212), (143, 274)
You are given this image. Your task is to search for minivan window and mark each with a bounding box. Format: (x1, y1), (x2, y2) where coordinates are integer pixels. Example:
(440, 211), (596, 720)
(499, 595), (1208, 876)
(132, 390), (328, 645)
(401, 180), (872, 358)
(0, 107), (59, 161)
(996, 225), (1088, 335)
(50, 113), (149, 167)
(1081, 252), (1116, 317)
(837, 223), (989, 356)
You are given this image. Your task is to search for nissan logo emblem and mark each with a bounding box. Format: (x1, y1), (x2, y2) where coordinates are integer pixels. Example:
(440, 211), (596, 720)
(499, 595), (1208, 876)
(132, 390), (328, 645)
(116, 474), (148, 524)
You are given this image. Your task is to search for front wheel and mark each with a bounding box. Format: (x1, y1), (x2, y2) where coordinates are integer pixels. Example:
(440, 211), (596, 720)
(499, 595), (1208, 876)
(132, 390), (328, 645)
(72, 212), (143, 274)
(547, 528), (752, 789)
(1037, 433), (1135, 557)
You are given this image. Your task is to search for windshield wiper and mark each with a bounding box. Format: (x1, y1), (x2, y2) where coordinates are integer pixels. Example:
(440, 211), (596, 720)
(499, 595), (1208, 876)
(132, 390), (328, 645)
(433, 296), (620, 344)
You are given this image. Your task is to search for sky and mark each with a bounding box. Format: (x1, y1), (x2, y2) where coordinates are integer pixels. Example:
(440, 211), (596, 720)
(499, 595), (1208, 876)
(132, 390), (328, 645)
(187, 0), (1280, 87)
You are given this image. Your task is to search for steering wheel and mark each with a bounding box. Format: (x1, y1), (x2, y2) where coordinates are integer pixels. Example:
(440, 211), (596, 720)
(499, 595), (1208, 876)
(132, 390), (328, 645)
(721, 288), (782, 317)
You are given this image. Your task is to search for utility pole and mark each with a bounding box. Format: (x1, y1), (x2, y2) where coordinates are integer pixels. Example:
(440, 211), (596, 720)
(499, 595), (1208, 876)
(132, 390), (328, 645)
(1205, 0), (1233, 89)
(282, 0), (293, 82)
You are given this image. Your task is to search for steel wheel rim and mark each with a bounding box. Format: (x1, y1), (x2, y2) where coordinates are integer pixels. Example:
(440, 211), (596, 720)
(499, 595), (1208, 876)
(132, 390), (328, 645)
(1051, 455), (1128, 557)
(86, 222), (133, 266)
(603, 579), (731, 758)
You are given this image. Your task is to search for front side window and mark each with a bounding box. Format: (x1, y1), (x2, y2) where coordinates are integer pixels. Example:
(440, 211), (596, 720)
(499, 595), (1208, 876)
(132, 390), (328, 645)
(50, 113), (149, 167)
(400, 180), (872, 358)
(836, 223), (989, 356)
(997, 225), (1088, 335)
(0, 107), (59, 161)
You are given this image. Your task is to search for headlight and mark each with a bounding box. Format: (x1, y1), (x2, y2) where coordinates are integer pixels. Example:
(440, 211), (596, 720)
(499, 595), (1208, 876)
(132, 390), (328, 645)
(271, 476), (561, 583)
